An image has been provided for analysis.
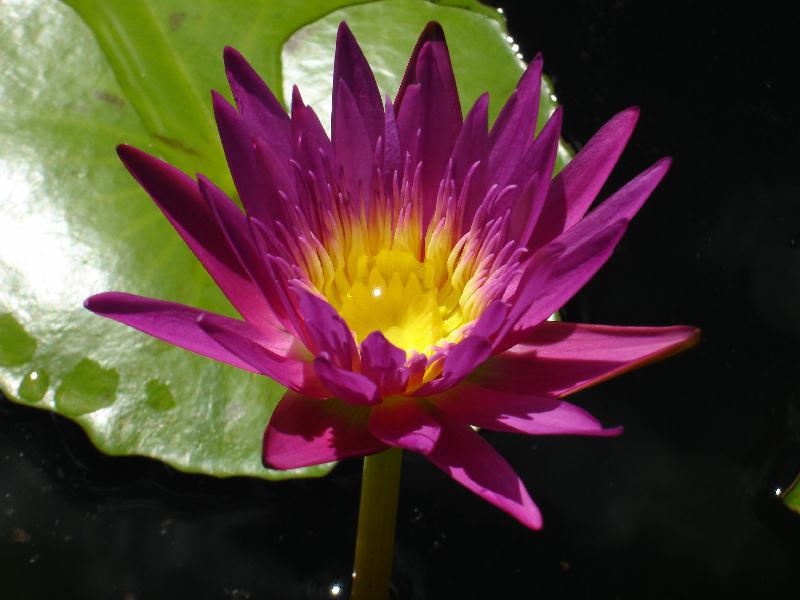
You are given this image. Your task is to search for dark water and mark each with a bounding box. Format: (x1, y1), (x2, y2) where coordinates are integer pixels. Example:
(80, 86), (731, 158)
(2, 1), (798, 598)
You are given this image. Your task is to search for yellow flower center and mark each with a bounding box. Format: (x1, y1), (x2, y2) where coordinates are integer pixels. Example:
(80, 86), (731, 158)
(294, 173), (505, 356)
(323, 248), (466, 354)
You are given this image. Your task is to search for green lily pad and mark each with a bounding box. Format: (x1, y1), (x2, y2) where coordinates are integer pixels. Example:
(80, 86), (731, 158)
(783, 474), (800, 514)
(0, 0), (568, 479)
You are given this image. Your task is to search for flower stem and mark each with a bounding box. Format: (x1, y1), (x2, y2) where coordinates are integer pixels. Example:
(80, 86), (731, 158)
(350, 447), (402, 600)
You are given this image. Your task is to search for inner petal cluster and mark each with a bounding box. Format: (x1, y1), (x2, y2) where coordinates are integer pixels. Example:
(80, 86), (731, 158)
(326, 247), (449, 353)
(291, 175), (476, 355)
(276, 147), (525, 356)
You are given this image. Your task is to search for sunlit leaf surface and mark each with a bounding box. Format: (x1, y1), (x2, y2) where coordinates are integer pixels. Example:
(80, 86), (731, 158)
(0, 0), (566, 479)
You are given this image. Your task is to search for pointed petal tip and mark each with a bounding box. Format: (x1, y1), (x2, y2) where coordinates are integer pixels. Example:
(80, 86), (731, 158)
(517, 499), (544, 530)
(210, 88), (230, 109)
(420, 21), (445, 41)
(290, 84), (304, 109)
(336, 20), (354, 38)
(603, 425), (625, 437)
(83, 293), (105, 312)
(116, 143), (147, 168)
(84, 291), (131, 314)
(116, 143), (133, 157)
(638, 156), (673, 187)
(222, 45), (239, 62)
(675, 324), (701, 351)
(623, 105), (641, 119)
(496, 480), (543, 531)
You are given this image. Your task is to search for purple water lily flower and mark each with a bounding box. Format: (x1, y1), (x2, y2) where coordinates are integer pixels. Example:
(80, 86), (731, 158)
(86, 22), (698, 529)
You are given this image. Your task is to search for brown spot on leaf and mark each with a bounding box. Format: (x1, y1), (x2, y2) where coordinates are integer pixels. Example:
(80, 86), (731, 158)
(169, 12), (186, 32)
(152, 133), (202, 157)
(94, 90), (126, 108)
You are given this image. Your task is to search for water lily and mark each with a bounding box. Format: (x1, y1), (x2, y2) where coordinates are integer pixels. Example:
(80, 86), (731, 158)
(85, 22), (698, 533)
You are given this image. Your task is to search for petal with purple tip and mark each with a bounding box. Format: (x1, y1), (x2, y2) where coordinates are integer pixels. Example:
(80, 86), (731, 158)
(488, 54), (543, 188)
(530, 107), (641, 250)
(333, 22), (384, 145)
(115, 145), (278, 329)
(84, 292), (302, 378)
(290, 86), (333, 165)
(213, 92), (295, 225)
(395, 22), (458, 115)
(223, 46), (291, 158)
(505, 107), (563, 245)
(570, 157), (672, 230)
(395, 22), (462, 227)
(503, 158), (673, 342)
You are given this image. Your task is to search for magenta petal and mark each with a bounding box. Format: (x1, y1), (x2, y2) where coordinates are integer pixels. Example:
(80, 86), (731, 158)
(196, 312), (327, 398)
(414, 336), (492, 396)
(452, 93), (489, 230)
(247, 220), (315, 346)
(223, 47), (291, 158)
(413, 300), (509, 396)
(212, 91), (295, 225)
(426, 410), (542, 529)
(368, 398), (440, 454)
(530, 107), (640, 250)
(396, 22), (458, 115)
(291, 286), (358, 370)
(333, 22), (384, 145)
(488, 54), (543, 188)
(381, 97), (403, 185)
(115, 145), (277, 329)
(263, 391), (386, 469)
(313, 353), (379, 405)
(360, 331), (409, 396)
(333, 79), (374, 201)
(502, 220), (628, 344)
(196, 175), (290, 332)
(473, 321), (700, 397)
(506, 107), (563, 245)
(470, 299), (510, 339)
(434, 382), (621, 437)
(85, 292), (285, 374)
(503, 159), (673, 341)
(565, 157), (672, 234)
(395, 23), (462, 228)
(290, 86), (334, 176)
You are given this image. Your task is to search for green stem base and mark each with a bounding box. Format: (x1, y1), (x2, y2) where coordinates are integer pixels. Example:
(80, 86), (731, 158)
(350, 447), (403, 600)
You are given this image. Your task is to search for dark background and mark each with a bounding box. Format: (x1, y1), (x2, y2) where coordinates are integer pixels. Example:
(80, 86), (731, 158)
(2, 1), (798, 598)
